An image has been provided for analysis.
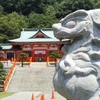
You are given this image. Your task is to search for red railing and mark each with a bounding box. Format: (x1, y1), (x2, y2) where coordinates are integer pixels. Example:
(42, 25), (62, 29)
(11, 57), (32, 67)
(29, 57), (32, 67)
(3, 60), (16, 91)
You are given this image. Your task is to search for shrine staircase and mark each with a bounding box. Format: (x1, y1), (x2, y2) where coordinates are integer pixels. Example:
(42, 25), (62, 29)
(6, 62), (55, 92)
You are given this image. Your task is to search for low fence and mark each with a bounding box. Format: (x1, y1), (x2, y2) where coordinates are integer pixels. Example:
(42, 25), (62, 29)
(3, 57), (32, 91)
(11, 57), (32, 62)
(11, 57), (32, 67)
(3, 60), (16, 91)
(46, 57), (61, 67)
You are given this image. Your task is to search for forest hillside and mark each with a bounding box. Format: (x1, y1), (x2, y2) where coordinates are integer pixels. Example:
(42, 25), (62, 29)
(0, 0), (99, 42)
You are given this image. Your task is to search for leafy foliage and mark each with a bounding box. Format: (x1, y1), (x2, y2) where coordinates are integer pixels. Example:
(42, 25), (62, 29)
(49, 51), (62, 66)
(18, 52), (28, 62)
(0, 62), (4, 69)
(27, 12), (58, 28)
(56, 0), (95, 19)
(0, 0), (99, 43)
(49, 51), (62, 58)
(0, 12), (28, 42)
(18, 52), (28, 67)
(0, 62), (6, 85)
(95, 0), (100, 8)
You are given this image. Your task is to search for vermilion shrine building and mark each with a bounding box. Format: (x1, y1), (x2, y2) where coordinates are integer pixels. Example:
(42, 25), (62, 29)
(0, 28), (69, 62)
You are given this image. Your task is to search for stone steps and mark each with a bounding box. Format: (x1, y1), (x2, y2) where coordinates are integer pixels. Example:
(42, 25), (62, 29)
(6, 62), (55, 92)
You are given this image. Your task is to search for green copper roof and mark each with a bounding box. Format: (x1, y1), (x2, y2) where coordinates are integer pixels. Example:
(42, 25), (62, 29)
(9, 28), (60, 43)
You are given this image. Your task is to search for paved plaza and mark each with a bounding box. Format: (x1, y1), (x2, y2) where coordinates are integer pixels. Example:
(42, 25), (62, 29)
(1, 91), (66, 100)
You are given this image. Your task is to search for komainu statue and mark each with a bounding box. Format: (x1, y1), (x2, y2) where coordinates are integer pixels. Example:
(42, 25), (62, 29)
(52, 9), (100, 100)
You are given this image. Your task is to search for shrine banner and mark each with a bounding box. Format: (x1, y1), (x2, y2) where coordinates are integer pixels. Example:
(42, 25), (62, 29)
(34, 51), (45, 54)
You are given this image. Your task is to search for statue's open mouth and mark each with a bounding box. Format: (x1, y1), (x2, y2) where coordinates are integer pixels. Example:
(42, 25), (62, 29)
(55, 27), (87, 50)
(59, 38), (74, 50)
(62, 38), (74, 43)
(52, 23), (88, 52)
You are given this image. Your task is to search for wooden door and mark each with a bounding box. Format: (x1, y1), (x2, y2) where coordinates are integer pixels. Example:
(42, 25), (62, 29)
(34, 50), (46, 62)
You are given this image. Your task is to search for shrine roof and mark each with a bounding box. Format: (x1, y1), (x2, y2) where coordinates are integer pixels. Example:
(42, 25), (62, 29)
(1, 45), (12, 49)
(0, 43), (11, 49)
(9, 28), (62, 43)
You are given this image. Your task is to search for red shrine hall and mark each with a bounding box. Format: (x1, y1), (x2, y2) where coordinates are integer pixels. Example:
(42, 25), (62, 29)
(0, 28), (69, 62)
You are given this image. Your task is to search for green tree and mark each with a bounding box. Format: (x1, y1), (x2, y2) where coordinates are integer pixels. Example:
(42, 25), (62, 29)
(27, 11), (58, 28)
(0, 5), (4, 15)
(0, 62), (6, 90)
(45, 6), (56, 17)
(18, 52), (28, 67)
(56, 0), (95, 19)
(0, 0), (97, 43)
(94, 0), (100, 8)
(0, 0), (16, 13)
(0, 12), (28, 42)
(49, 51), (62, 66)
(49, 51), (62, 58)
(16, 0), (46, 15)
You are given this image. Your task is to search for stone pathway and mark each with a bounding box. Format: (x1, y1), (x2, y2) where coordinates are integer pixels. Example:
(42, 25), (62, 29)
(1, 91), (66, 100)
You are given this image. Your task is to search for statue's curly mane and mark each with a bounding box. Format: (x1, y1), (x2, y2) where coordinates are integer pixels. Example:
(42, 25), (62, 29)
(52, 9), (100, 100)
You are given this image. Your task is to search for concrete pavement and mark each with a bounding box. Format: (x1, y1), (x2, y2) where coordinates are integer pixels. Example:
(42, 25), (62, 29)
(1, 91), (66, 100)
(1, 92), (41, 100)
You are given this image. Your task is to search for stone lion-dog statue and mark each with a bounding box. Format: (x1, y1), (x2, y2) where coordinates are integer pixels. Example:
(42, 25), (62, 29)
(52, 9), (100, 100)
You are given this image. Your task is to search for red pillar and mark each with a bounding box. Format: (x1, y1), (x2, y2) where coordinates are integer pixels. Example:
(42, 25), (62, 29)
(15, 51), (17, 59)
(47, 44), (50, 56)
(31, 44), (34, 62)
(57, 44), (60, 53)
(21, 44), (24, 52)
(4, 51), (6, 60)
(32, 50), (34, 62)
(46, 44), (50, 62)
